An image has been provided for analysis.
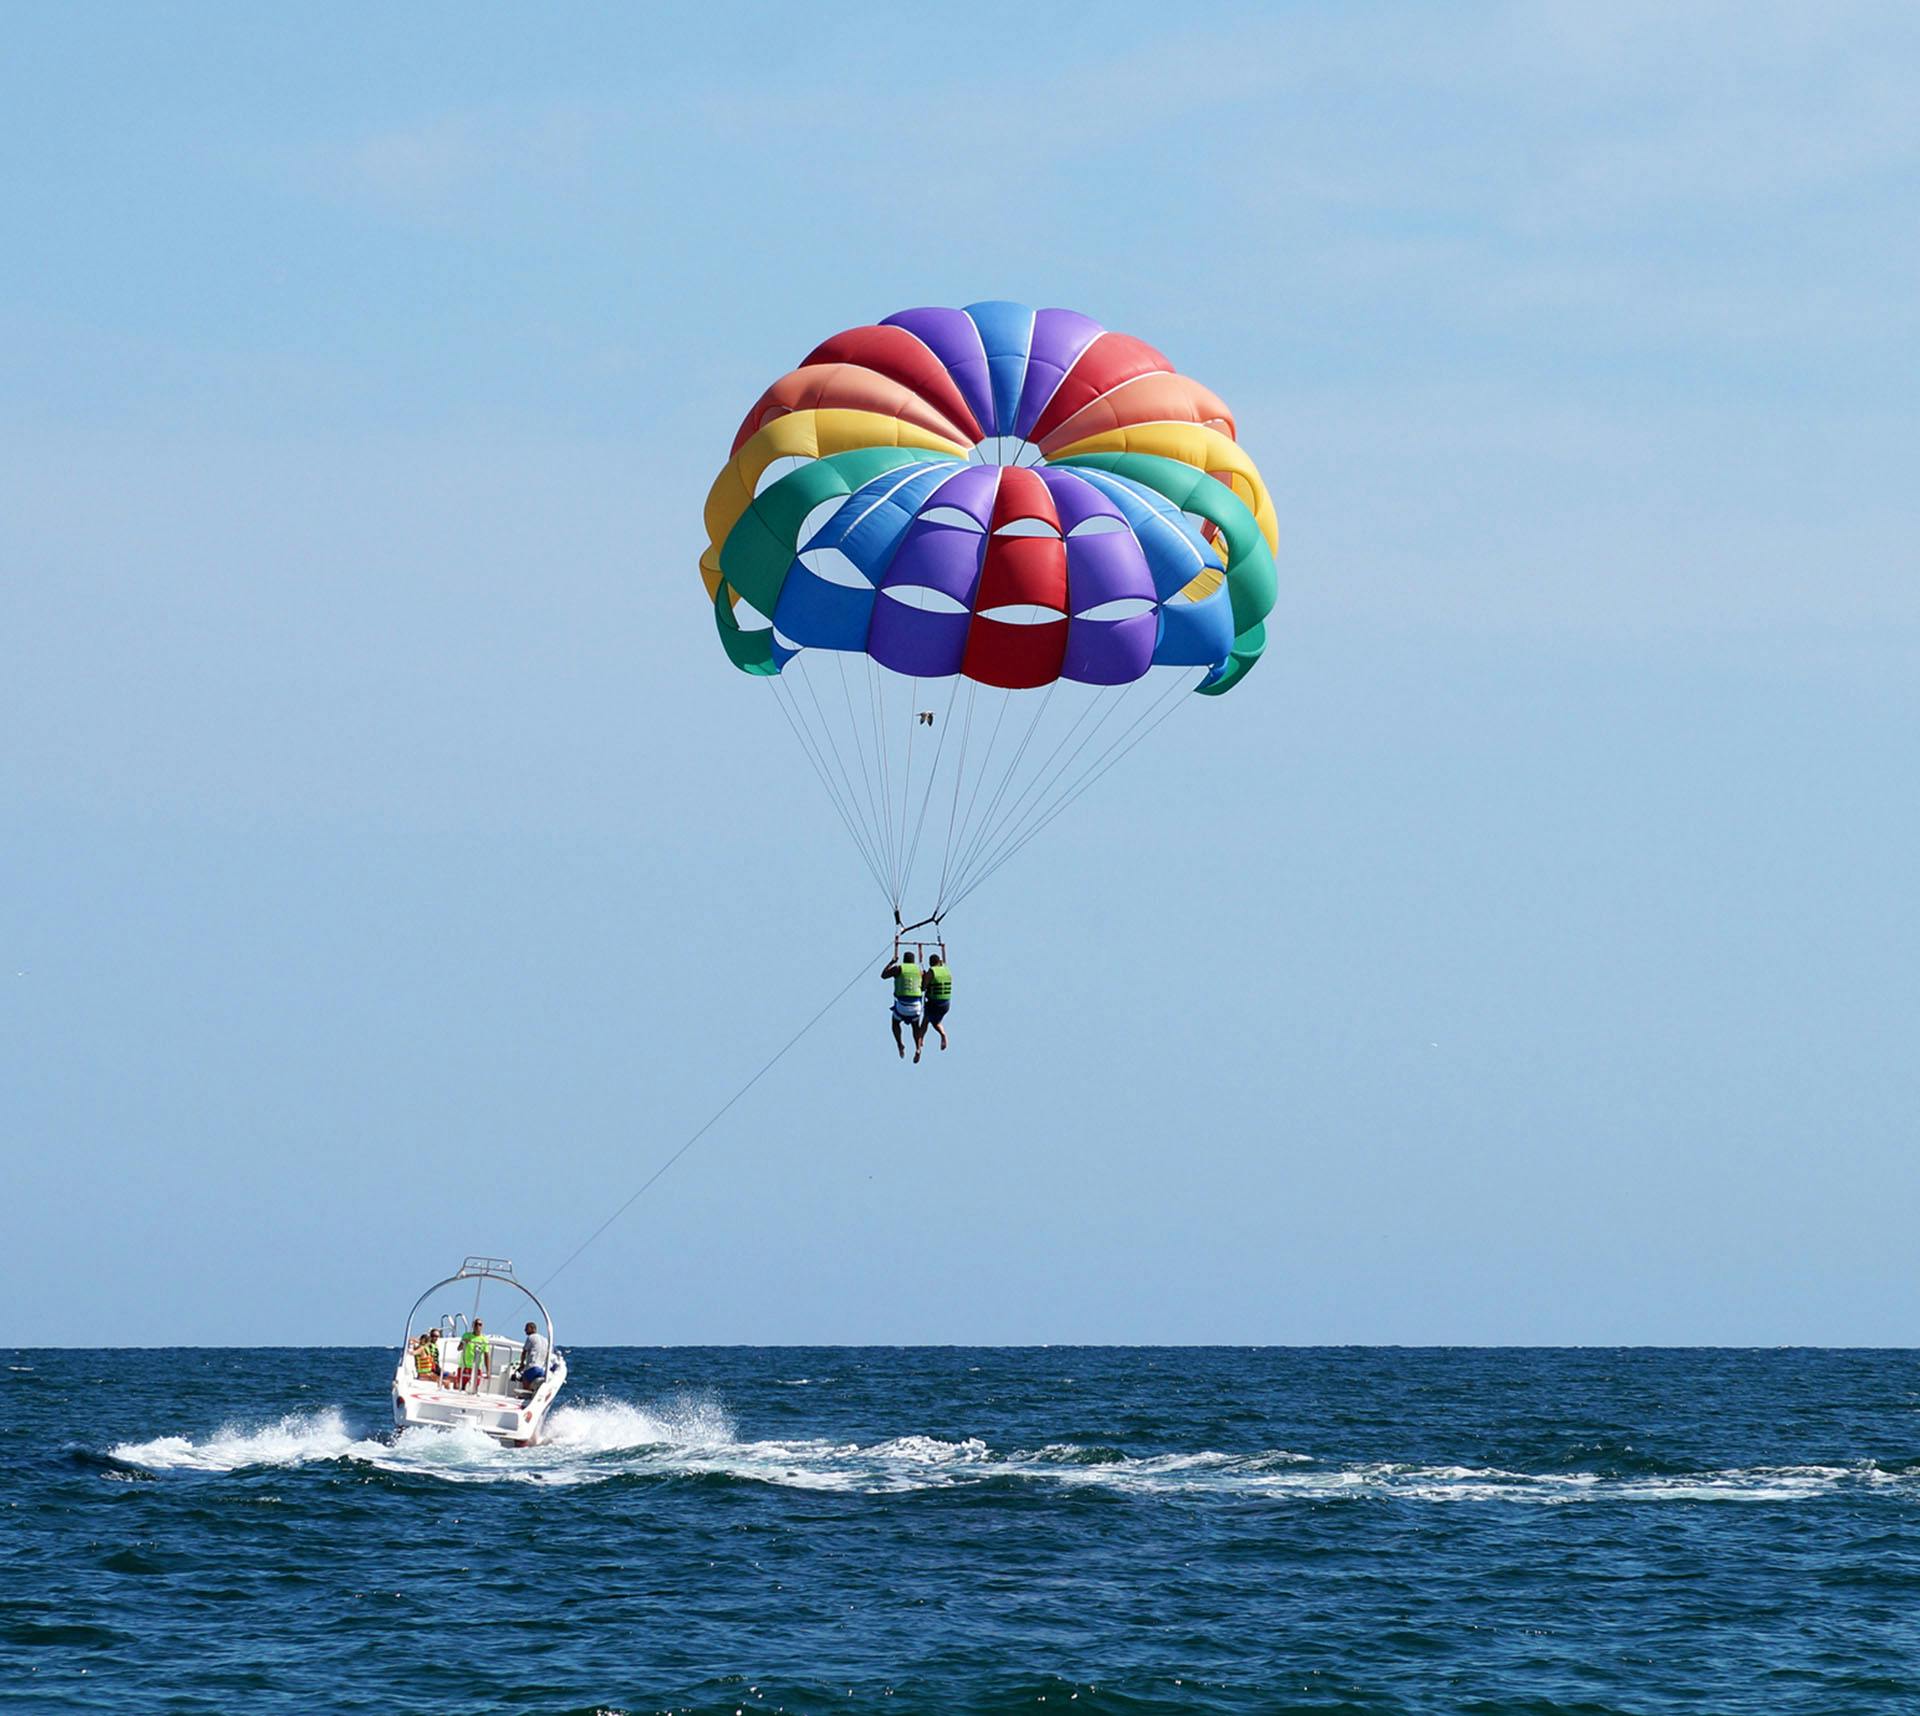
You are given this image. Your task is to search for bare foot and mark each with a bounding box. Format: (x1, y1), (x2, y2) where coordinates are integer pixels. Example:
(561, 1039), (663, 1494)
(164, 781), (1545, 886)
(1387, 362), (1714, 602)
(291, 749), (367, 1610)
(913, 1046), (922, 1063)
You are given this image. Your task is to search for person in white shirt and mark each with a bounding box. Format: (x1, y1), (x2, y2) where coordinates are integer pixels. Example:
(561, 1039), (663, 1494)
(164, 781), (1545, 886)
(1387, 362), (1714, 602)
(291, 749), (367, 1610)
(519, 1321), (550, 1391)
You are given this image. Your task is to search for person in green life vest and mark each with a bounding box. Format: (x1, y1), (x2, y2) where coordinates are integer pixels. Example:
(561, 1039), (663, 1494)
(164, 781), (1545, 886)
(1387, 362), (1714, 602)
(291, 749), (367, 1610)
(881, 950), (926, 1062)
(458, 1319), (491, 1392)
(923, 948), (954, 1052)
(413, 1330), (440, 1381)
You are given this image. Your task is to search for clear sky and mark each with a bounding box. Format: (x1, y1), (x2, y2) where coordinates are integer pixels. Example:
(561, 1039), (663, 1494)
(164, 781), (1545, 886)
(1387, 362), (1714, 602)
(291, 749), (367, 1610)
(4, 3), (1917, 1346)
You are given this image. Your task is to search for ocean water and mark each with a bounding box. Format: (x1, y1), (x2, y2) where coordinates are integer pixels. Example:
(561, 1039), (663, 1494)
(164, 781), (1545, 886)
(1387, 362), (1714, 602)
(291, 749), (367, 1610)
(7, 1348), (1919, 1714)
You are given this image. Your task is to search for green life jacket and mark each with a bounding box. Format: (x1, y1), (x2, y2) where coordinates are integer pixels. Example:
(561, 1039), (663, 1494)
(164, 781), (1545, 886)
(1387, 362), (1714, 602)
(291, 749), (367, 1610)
(893, 961), (923, 999)
(926, 963), (952, 1000)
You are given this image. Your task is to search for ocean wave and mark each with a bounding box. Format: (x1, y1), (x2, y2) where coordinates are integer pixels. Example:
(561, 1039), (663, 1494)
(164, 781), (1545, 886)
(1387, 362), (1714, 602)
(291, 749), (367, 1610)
(542, 1393), (735, 1454)
(98, 1404), (1919, 1502)
(109, 1408), (364, 1473)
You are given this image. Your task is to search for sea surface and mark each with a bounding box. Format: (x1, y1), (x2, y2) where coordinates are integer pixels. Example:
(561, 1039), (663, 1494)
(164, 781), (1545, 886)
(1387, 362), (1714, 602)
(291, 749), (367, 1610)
(6, 1347), (1919, 1714)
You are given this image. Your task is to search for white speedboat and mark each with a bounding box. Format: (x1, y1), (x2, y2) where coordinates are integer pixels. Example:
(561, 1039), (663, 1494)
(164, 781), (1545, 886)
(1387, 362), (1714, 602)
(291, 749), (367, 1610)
(392, 1256), (567, 1447)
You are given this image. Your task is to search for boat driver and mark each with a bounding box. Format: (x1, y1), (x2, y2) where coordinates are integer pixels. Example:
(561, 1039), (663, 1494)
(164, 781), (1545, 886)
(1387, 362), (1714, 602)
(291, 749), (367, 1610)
(519, 1321), (549, 1393)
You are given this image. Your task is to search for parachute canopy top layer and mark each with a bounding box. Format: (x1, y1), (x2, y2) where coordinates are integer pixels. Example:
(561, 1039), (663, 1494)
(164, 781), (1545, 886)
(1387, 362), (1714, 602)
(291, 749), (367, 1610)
(701, 302), (1278, 698)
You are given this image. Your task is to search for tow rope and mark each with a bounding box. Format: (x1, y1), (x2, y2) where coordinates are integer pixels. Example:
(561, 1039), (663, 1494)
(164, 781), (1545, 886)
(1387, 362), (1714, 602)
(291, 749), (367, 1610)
(538, 938), (892, 1291)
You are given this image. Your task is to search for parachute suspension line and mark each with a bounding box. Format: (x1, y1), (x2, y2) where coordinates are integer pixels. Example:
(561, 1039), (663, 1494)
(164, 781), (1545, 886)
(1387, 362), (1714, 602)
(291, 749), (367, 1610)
(795, 655), (883, 878)
(948, 675), (1159, 913)
(833, 652), (892, 891)
(764, 677), (889, 902)
(862, 655), (889, 898)
(933, 678), (982, 909)
(772, 670), (889, 893)
(537, 937), (893, 1293)
(900, 673), (964, 902)
(794, 657), (892, 893)
(767, 673), (881, 894)
(866, 655), (901, 904)
(948, 668), (1202, 913)
(826, 658), (899, 900)
(895, 661), (922, 906)
(888, 581), (956, 908)
(936, 687), (1013, 914)
(941, 679), (1057, 901)
(960, 671), (1198, 913)
(942, 680), (1130, 906)
(946, 682), (1116, 896)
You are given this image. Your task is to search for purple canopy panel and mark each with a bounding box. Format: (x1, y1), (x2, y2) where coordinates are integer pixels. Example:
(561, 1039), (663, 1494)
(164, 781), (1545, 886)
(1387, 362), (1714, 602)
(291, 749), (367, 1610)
(882, 307), (995, 441)
(1013, 309), (1106, 441)
(1065, 529), (1157, 613)
(1038, 466), (1128, 535)
(868, 589), (970, 677)
(881, 521), (988, 606)
(1063, 611), (1158, 685)
(924, 462), (1000, 525)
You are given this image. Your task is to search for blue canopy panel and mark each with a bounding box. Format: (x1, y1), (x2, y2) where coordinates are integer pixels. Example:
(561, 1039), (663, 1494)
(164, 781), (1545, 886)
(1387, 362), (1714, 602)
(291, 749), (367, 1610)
(1153, 580), (1236, 668)
(772, 565), (870, 652)
(770, 461), (964, 655)
(963, 300), (1035, 438)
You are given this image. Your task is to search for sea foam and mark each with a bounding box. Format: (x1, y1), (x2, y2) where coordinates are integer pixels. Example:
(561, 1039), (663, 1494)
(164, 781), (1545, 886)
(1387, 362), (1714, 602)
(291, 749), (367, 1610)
(102, 1405), (1913, 1502)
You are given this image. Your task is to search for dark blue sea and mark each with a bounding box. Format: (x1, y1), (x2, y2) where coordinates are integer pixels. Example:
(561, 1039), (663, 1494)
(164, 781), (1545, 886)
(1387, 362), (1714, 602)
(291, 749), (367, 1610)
(8, 1348), (1920, 1713)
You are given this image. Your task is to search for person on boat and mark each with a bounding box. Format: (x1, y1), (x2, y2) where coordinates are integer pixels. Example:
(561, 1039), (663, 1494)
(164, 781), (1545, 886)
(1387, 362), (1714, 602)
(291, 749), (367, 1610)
(459, 1320), (491, 1392)
(413, 1331), (440, 1380)
(881, 950), (925, 1062)
(923, 949), (953, 1052)
(519, 1321), (550, 1393)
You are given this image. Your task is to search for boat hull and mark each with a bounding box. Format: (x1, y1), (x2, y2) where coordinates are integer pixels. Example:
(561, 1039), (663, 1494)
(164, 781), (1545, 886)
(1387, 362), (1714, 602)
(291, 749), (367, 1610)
(392, 1357), (567, 1448)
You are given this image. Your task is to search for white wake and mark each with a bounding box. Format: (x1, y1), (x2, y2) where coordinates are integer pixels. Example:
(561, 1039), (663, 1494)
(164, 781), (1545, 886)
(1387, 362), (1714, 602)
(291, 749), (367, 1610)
(105, 1407), (1913, 1501)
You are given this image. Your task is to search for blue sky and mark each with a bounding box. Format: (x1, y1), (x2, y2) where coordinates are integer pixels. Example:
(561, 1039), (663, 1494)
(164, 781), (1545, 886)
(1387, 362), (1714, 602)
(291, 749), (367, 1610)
(4, 2), (1917, 1345)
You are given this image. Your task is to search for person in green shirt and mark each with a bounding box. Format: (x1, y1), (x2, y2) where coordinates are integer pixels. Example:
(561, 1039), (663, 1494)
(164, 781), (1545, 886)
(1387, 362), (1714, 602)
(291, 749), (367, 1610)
(881, 951), (926, 1062)
(458, 1319), (491, 1392)
(923, 949), (953, 1052)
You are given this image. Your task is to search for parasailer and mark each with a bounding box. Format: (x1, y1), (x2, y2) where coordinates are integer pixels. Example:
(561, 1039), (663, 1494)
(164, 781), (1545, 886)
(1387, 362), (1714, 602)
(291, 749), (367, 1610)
(699, 302), (1279, 1001)
(882, 949), (926, 1061)
(923, 949), (953, 1052)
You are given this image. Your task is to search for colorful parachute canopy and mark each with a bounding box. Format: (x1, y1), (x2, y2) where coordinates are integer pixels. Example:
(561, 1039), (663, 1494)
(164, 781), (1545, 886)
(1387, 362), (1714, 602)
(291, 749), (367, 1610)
(701, 302), (1277, 699)
(701, 304), (1279, 919)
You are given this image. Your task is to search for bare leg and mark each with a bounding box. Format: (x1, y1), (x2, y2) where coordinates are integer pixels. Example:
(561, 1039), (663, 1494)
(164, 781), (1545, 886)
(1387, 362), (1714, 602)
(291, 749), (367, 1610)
(934, 1017), (949, 1050)
(892, 1017), (905, 1058)
(912, 1020), (925, 1063)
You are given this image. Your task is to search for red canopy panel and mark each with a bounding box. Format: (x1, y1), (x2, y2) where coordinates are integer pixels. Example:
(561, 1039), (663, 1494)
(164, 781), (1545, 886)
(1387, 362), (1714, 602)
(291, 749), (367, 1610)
(1026, 333), (1173, 445)
(962, 614), (1069, 689)
(803, 325), (985, 443)
(974, 534), (1067, 614)
(728, 362), (976, 456)
(988, 464), (1060, 531)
